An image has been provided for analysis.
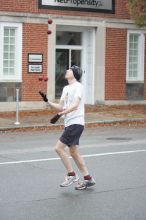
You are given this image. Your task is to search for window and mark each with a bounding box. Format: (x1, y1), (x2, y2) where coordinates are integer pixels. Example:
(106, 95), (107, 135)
(126, 32), (145, 82)
(3, 28), (15, 76)
(0, 23), (22, 81)
(56, 31), (82, 45)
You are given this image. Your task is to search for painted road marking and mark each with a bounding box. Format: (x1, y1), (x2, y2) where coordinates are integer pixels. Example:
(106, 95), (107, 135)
(0, 149), (146, 166)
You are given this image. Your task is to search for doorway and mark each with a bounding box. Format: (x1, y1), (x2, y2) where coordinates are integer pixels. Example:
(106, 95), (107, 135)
(55, 48), (81, 98)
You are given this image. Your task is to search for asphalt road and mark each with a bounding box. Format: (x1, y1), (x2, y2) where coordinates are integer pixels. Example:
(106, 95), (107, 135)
(0, 125), (146, 220)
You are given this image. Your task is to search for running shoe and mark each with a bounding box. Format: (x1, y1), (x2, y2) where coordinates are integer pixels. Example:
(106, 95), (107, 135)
(75, 178), (96, 190)
(60, 174), (79, 187)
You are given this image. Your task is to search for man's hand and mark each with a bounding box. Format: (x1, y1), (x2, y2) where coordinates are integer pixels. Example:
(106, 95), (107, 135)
(39, 91), (48, 102)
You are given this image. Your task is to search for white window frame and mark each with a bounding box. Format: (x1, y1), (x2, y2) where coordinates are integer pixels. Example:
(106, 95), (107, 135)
(0, 22), (22, 82)
(126, 31), (145, 82)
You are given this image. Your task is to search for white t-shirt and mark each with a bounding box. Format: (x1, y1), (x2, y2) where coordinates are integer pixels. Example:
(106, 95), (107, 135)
(60, 81), (85, 127)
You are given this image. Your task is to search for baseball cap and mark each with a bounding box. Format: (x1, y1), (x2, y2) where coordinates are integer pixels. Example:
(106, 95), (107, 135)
(70, 65), (82, 81)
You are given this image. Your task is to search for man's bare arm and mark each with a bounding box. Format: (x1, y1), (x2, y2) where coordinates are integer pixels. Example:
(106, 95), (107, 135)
(48, 99), (64, 111)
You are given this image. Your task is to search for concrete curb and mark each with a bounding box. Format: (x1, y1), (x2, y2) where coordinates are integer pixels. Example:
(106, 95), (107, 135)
(1, 118), (146, 132)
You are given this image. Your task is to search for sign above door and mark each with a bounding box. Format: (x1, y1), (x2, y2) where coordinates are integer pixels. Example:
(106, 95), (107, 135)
(39, 0), (115, 13)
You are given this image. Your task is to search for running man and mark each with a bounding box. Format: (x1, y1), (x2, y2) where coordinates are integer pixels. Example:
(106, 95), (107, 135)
(40, 65), (95, 190)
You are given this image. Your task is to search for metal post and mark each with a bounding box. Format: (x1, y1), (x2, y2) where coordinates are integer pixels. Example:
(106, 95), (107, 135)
(14, 89), (20, 125)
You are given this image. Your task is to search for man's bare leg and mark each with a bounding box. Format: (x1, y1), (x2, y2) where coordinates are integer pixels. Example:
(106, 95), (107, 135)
(69, 145), (89, 176)
(55, 140), (73, 173)
(55, 140), (80, 187)
(69, 145), (96, 190)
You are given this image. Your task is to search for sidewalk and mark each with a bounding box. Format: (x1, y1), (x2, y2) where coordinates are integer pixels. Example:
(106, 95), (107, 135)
(0, 105), (146, 132)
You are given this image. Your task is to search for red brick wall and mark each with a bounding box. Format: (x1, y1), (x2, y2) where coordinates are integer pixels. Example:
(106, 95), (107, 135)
(0, 0), (130, 20)
(105, 28), (127, 100)
(115, 0), (129, 19)
(22, 23), (48, 101)
(0, 0), (39, 13)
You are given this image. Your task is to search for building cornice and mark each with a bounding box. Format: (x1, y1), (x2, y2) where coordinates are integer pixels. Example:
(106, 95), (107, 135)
(0, 11), (146, 30)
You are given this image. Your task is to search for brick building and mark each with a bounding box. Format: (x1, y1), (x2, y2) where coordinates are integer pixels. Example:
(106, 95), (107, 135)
(0, 0), (146, 111)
